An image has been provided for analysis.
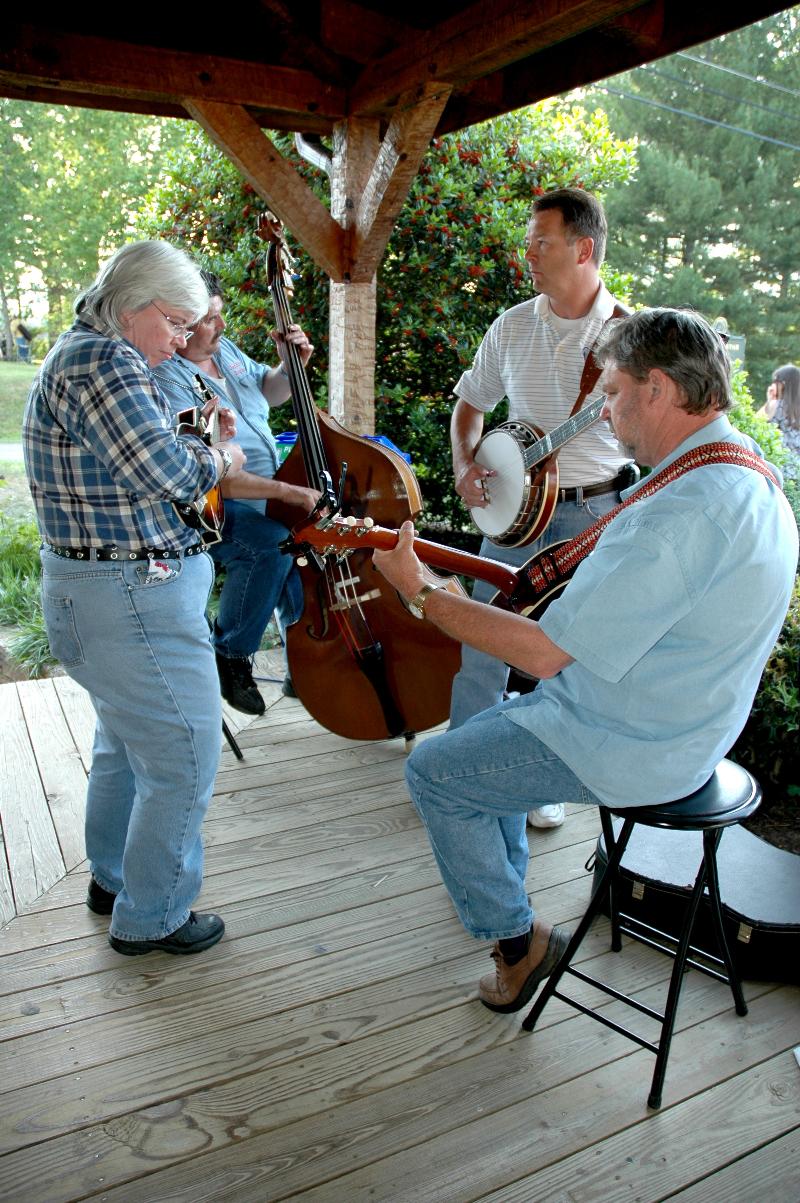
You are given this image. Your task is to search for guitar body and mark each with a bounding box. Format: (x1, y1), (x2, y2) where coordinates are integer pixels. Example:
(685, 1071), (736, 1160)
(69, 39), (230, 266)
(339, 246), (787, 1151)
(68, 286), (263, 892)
(472, 420), (559, 548)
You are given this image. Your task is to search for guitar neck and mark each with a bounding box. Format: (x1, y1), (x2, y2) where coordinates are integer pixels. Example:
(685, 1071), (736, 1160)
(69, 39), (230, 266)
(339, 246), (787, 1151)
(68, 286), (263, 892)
(522, 395), (606, 470)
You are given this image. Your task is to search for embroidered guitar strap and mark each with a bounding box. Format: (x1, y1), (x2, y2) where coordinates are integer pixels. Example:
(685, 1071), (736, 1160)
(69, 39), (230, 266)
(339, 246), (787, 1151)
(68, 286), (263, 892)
(519, 443), (781, 602)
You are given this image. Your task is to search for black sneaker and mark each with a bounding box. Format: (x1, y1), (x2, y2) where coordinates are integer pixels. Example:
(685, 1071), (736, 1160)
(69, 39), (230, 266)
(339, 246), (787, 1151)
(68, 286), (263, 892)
(215, 653), (265, 715)
(108, 911), (225, 956)
(87, 877), (117, 915)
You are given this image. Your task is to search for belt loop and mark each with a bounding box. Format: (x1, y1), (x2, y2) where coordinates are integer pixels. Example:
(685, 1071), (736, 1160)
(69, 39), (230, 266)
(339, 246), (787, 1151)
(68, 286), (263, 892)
(88, 547), (99, 561)
(575, 485), (584, 507)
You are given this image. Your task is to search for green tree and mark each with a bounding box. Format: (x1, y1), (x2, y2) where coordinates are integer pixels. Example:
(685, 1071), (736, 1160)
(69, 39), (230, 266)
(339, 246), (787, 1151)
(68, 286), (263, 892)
(589, 7), (800, 403)
(0, 100), (191, 349)
(139, 102), (636, 530)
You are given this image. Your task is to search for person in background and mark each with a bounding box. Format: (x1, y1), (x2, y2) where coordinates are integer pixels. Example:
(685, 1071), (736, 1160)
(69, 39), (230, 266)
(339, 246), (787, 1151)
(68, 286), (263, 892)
(154, 272), (320, 716)
(762, 363), (800, 457)
(23, 241), (246, 955)
(449, 187), (635, 829)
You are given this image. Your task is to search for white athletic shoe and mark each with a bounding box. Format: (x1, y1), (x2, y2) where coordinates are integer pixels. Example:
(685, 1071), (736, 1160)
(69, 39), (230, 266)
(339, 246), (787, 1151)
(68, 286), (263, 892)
(527, 804), (566, 829)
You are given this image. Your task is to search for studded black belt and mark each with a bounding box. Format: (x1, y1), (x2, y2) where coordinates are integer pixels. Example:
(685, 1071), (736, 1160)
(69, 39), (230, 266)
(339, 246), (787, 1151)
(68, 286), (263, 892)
(45, 543), (206, 561)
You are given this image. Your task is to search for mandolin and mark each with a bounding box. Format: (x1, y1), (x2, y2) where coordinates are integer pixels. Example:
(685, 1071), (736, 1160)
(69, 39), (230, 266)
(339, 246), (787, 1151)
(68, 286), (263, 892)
(173, 374), (225, 546)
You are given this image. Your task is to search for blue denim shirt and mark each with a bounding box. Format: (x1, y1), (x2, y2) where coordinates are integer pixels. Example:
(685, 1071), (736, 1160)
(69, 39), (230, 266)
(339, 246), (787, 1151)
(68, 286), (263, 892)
(516, 417), (798, 807)
(154, 336), (281, 513)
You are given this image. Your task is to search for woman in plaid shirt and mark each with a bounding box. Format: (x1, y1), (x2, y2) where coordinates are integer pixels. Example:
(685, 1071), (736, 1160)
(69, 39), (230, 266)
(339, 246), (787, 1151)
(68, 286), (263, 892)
(23, 241), (244, 956)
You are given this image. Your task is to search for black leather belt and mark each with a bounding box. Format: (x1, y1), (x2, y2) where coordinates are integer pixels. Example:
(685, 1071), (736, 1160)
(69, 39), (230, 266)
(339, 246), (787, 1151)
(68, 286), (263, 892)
(45, 543), (205, 561)
(557, 471), (627, 502)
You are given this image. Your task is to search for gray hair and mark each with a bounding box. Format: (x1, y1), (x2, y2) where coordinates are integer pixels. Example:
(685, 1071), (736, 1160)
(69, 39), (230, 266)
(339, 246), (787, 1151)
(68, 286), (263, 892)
(532, 188), (607, 267)
(76, 241), (209, 336)
(597, 308), (732, 414)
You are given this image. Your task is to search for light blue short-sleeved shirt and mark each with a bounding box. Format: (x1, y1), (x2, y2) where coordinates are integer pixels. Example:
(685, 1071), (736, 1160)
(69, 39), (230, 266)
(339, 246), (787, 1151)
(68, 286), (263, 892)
(155, 337), (281, 514)
(509, 416), (798, 807)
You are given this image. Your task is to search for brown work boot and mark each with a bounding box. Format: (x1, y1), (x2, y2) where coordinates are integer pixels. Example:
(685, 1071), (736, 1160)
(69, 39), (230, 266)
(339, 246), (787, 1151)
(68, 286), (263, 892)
(478, 920), (571, 1013)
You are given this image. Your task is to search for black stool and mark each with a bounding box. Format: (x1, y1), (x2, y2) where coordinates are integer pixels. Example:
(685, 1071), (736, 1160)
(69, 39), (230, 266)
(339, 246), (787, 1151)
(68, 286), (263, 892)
(522, 759), (761, 1109)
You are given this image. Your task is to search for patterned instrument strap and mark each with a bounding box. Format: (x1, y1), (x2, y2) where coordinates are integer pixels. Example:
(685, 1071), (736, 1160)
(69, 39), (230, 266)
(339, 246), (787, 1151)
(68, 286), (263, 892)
(521, 443), (781, 599)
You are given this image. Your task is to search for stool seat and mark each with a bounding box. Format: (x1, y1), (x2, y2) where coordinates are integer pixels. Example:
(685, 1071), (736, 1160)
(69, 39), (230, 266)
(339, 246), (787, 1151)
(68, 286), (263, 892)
(610, 759), (761, 830)
(522, 758), (762, 1110)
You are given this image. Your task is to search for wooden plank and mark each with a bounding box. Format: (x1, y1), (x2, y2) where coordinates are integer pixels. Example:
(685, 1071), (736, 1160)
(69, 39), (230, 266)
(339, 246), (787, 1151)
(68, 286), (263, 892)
(665, 1128), (800, 1203)
(473, 1051), (800, 1203)
(0, 823), (14, 929)
(4, 977), (790, 1203)
(240, 1002), (798, 1203)
(17, 679), (87, 870)
(0, 685), (64, 912)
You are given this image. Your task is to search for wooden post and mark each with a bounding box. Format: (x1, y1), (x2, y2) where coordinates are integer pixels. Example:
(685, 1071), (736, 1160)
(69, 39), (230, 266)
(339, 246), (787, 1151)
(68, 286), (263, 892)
(328, 118), (380, 433)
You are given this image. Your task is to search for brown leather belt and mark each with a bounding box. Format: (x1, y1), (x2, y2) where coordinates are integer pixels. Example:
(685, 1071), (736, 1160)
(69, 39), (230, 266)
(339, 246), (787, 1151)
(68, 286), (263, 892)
(45, 543), (205, 561)
(557, 472), (627, 502)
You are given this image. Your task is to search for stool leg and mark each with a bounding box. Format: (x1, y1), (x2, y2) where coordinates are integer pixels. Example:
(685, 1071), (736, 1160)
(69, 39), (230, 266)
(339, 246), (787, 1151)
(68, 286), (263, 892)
(222, 719), (244, 761)
(647, 849), (711, 1109)
(599, 809), (622, 952)
(703, 829), (748, 1016)
(522, 817), (636, 1033)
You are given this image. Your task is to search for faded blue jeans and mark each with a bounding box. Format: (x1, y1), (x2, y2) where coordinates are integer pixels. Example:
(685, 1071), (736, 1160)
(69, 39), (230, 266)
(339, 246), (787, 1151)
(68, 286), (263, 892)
(40, 547), (221, 941)
(406, 692), (600, 940)
(449, 492), (621, 729)
(209, 501), (303, 658)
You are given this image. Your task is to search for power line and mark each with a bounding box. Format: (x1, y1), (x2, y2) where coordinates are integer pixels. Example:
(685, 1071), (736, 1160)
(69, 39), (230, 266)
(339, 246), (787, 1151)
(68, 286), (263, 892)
(642, 64), (795, 124)
(677, 51), (800, 101)
(599, 86), (800, 153)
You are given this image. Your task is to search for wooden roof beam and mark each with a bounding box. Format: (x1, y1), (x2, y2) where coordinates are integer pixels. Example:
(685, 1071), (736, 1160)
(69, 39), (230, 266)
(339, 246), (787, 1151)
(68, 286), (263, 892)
(349, 0), (646, 112)
(0, 26), (345, 122)
(349, 82), (452, 281)
(185, 99), (345, 281)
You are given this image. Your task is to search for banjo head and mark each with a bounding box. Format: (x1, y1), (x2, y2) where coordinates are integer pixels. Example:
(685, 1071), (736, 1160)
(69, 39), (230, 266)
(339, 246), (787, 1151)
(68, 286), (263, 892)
(472, 421), (557, 545)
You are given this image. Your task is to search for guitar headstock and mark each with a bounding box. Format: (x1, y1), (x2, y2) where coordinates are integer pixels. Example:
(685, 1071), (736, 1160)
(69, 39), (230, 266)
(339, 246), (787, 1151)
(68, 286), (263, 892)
(256, 211), (295, 293)
(290, 513), (379, 555)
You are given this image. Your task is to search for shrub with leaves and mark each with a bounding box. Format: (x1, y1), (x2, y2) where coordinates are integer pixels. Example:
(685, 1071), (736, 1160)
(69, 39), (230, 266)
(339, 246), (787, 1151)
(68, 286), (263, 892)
(138, 102), (636, 529)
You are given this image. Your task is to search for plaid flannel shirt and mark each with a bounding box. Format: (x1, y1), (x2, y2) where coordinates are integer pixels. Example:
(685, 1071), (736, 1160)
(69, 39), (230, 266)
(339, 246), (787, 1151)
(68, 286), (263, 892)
(22, 314), (218, 550)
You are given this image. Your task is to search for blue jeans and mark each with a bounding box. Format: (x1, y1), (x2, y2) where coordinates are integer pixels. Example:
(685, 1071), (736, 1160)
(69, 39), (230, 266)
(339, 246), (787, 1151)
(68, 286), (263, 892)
(449, 492), (621, 728)
(406, 693), (600, 940)
(210, 501), (303, 658)
(40, 548), (222, 940)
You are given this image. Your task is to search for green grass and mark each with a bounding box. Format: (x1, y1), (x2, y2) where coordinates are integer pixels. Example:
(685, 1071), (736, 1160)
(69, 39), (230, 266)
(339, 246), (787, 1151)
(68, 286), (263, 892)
(0, 362), (37, 441)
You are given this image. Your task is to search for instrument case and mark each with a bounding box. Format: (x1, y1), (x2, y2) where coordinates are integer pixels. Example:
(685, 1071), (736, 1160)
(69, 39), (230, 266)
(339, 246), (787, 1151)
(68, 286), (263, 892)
(590, 820), (800, 983)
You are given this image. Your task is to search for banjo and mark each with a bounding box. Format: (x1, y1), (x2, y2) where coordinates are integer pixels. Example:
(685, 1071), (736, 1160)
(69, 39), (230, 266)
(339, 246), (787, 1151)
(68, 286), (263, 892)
(470, 396), (608, 548)
(470, 301), (630, 548)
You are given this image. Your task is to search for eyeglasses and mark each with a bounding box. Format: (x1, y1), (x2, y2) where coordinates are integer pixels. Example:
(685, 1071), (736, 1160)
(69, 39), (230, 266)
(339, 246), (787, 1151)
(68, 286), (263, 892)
(151, 302), (194, 340)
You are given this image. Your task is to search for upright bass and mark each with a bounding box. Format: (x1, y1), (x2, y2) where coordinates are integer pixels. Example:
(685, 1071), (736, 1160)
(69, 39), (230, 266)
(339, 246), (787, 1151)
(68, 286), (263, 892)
(256, 214), (464, 742)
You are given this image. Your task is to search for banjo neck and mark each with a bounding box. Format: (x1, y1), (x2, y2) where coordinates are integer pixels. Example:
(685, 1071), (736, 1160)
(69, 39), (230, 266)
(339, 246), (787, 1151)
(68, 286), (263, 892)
(521, 393), (606, 471)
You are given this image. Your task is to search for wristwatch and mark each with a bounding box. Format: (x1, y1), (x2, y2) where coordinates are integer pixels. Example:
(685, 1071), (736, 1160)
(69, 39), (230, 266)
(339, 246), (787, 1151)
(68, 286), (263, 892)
(407, 582), (445, 620)
(217, 447), (233, 480)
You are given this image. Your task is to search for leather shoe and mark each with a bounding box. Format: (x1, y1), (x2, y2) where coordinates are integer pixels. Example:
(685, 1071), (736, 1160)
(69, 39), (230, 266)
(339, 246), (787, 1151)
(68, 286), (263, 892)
(87, 877), (117, 915)
(478, 920), (571, 1012)
(108, 911), (225, 956)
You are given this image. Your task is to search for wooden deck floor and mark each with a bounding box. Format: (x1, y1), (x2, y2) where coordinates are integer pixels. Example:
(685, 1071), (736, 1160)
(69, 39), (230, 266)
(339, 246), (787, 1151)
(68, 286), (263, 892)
(0, 679), (798, 1202)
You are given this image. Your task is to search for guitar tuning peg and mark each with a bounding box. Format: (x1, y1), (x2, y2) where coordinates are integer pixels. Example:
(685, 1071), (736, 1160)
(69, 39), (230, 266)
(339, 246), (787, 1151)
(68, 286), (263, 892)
(363, 517), (374, 529)
(297, 556), (308, 567)
(344, 515), (357, 527)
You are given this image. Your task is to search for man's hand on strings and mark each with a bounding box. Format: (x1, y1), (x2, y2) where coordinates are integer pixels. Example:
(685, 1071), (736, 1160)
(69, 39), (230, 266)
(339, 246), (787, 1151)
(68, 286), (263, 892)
(272, 323), (314, 369)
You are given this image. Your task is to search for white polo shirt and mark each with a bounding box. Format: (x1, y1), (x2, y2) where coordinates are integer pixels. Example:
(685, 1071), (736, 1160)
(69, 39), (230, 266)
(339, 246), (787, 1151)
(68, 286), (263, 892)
(453, 285), (628, 487)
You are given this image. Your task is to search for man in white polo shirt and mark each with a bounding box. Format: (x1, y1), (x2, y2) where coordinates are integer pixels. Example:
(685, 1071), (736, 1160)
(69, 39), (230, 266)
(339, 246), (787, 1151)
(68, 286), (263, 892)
(449, 188), (635, 828)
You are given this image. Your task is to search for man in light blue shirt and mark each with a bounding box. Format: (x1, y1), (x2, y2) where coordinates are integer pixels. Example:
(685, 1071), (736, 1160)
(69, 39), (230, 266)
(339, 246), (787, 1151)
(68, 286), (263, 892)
(155, 273), (320, 715)
(374, 308), (798, 1015)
